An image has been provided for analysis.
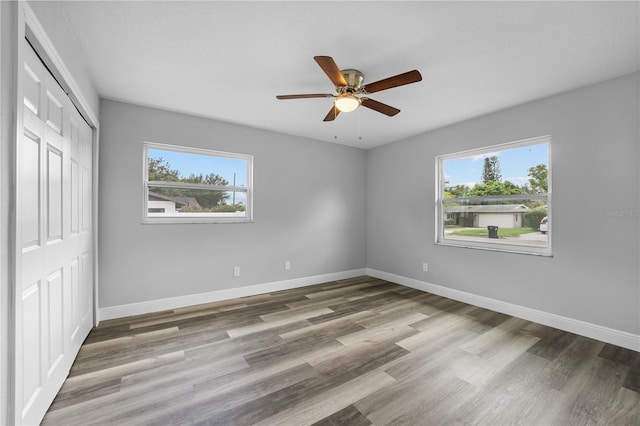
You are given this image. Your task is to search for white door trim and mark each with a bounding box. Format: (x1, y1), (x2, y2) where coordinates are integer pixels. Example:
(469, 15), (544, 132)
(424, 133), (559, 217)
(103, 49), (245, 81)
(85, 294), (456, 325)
(0, 4), (19, 426)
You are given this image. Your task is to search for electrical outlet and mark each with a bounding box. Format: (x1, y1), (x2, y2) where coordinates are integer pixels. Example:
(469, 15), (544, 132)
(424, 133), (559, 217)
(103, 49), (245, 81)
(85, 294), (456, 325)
(233, 266), (240, 277)
(422, 262), (429, 272)
(285, 261), (291, 270)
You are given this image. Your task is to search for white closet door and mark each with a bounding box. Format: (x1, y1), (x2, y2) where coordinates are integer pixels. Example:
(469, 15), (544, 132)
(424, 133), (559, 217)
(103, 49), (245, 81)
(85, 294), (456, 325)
(15, 39), (93, 426)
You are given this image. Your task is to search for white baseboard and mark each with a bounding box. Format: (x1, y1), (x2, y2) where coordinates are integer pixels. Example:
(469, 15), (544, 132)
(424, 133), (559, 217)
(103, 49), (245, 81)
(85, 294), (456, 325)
(98, 269), (367, 321)
(367, 268), (640, 352)
(98, 267), (639, 351)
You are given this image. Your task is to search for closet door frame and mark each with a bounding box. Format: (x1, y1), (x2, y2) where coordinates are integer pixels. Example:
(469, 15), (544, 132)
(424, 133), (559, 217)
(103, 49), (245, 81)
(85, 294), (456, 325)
(8, 3), (100, 424)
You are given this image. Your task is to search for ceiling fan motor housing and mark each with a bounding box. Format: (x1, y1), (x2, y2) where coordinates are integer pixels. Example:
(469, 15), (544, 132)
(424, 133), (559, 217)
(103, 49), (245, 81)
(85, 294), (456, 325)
(340, 69), (364, 91)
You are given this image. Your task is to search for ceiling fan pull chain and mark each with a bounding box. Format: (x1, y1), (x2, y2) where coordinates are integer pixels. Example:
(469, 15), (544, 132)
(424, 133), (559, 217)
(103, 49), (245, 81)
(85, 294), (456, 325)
(334, 104), (338, 139)
(358, 107), (362, 140)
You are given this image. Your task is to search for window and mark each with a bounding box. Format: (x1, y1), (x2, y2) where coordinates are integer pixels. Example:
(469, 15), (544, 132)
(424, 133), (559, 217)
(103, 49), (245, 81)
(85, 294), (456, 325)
(436, 136), (550, 255)
(143, 142), (253, 223)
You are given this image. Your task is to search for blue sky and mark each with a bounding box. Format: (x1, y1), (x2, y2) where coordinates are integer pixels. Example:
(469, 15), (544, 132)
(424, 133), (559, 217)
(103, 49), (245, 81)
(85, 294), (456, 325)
(444, 143), (548, 188)
(148, 148), (248, 186)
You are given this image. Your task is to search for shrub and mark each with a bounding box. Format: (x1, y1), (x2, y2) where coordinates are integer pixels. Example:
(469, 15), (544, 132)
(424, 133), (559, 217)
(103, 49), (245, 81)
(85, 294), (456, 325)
(524, 208), (547, 229)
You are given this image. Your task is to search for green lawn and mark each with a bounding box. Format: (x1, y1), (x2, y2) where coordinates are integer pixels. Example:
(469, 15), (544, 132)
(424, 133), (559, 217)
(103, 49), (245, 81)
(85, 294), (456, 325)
(450, 227), (536, 237)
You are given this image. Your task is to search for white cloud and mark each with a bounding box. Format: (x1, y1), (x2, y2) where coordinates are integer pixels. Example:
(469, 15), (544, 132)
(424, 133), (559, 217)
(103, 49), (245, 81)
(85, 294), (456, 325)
(504, 176), (529, 184)
(469, 151), (502, 161)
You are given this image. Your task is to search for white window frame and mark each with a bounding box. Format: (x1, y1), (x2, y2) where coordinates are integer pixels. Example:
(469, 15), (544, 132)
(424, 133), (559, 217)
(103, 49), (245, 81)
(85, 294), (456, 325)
(142, 142), (253, 224)
(436, 136), (551, 256)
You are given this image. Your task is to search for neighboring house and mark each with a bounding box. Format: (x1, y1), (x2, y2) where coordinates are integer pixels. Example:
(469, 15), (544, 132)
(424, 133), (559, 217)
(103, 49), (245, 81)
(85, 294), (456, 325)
(446, 204), (530, 228)
(148, 191), (201, 214)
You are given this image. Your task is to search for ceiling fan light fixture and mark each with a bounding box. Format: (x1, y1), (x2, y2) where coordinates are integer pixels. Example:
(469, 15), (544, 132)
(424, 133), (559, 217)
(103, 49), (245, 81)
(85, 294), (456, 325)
(334, 94), (361, 112)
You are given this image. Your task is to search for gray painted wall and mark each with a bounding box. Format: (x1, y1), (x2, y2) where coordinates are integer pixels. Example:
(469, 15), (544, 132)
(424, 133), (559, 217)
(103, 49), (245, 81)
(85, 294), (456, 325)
(99, 99), (367, 308)
(367, 72), (640, 335)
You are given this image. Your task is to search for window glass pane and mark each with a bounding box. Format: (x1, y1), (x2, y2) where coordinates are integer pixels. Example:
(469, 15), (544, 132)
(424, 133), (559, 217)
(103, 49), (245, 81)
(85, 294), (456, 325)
(442, 197), (548, 248)
(148, 187), (247, 217)
(143, 142), (252, 223)
(437, 137), (550, 255)
(148, 148), (247, 186)
(443, 143), (548, 194)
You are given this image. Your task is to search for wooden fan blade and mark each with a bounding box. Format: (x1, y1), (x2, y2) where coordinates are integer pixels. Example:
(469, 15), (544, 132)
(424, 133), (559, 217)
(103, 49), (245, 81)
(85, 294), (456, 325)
(276, 94), (333, 100)
(363, 70), (422, 94)
(314, 56), (348, 87)
(361, 98), (401, 117)
(323, 106), (340, 122)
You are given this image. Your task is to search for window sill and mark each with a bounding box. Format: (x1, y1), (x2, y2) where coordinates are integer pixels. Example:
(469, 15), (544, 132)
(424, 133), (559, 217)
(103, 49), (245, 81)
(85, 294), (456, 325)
(436, 240), (553, 257)
(142, 217), (254, 225)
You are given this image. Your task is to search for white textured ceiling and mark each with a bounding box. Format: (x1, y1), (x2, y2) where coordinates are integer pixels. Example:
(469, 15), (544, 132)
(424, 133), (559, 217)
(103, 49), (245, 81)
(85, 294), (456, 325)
(60, 1), (639, 149)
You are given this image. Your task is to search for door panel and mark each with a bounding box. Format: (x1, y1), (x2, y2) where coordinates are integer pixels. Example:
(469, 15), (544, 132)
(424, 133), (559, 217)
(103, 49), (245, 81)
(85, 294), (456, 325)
(15, 39), (94, 425)
(20, 130), (41, 250)
(80, 252), (92, 330)
(46, 145), (63, 242)
(69, 257), (80, 339)
(70, 160), (79, 235)
(22, 62), (41, 115)
(81, 166), (90, 231)
(46, 269), (64, 377)
(44, 89), (63, 135)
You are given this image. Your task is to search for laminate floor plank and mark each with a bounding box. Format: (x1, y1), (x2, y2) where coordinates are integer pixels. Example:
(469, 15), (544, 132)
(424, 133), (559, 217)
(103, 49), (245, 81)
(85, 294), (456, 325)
(173, 300), (249, 315)
(606, 387), (640, 425)
(313, 341), (409, 378)
(227, 308), (332, 338)
(455, 332), (541, 389)
(384, 329), (477, 382)
(304, 281), (390, 300)
(42, 276), (639, 425)
(192, 356), (311, 398)
(129, 305), (249, 329)
(537, 335), (604, 391)
(397, 311), (478, 352)
(599, 343), (640, 392)
(253, 370), (397, 426)
(42, 381), (196, 426)
(326, 290), (407, 314)
(336, 322), (418, 347)
(459, 316), (534, 356)
(148, 363), (319, 426)
(565, 357), (631, 425)
(47, 376), (122, 412)
(197, 373), (333, 425)
(280, 310), (376, 341)
(356, 348), (477, 425)
(69, 328), (230, 376)
(364, 375), (474, 426)
(526, 326), (578, 360)
(307, 305), (379, 325)
(455, 351), (552, 425)
(354, 306), (428, 329)
(248, 319), (369, 369)
(366, 295), (433, 317)
(310, 404), (372, 426)
(119, 352), (249, 392)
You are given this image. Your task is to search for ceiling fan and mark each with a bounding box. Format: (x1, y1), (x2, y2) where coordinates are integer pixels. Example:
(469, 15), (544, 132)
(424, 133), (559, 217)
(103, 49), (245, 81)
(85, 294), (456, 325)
(276, 56), (422, 121)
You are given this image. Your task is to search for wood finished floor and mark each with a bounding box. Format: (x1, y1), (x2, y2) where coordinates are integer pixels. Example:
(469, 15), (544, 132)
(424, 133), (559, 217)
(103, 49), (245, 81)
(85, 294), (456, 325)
(42, 276), (639, 425)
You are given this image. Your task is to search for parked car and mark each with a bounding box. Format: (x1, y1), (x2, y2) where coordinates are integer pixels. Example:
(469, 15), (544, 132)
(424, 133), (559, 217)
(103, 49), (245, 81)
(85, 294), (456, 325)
(539, 216), (548, 234)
